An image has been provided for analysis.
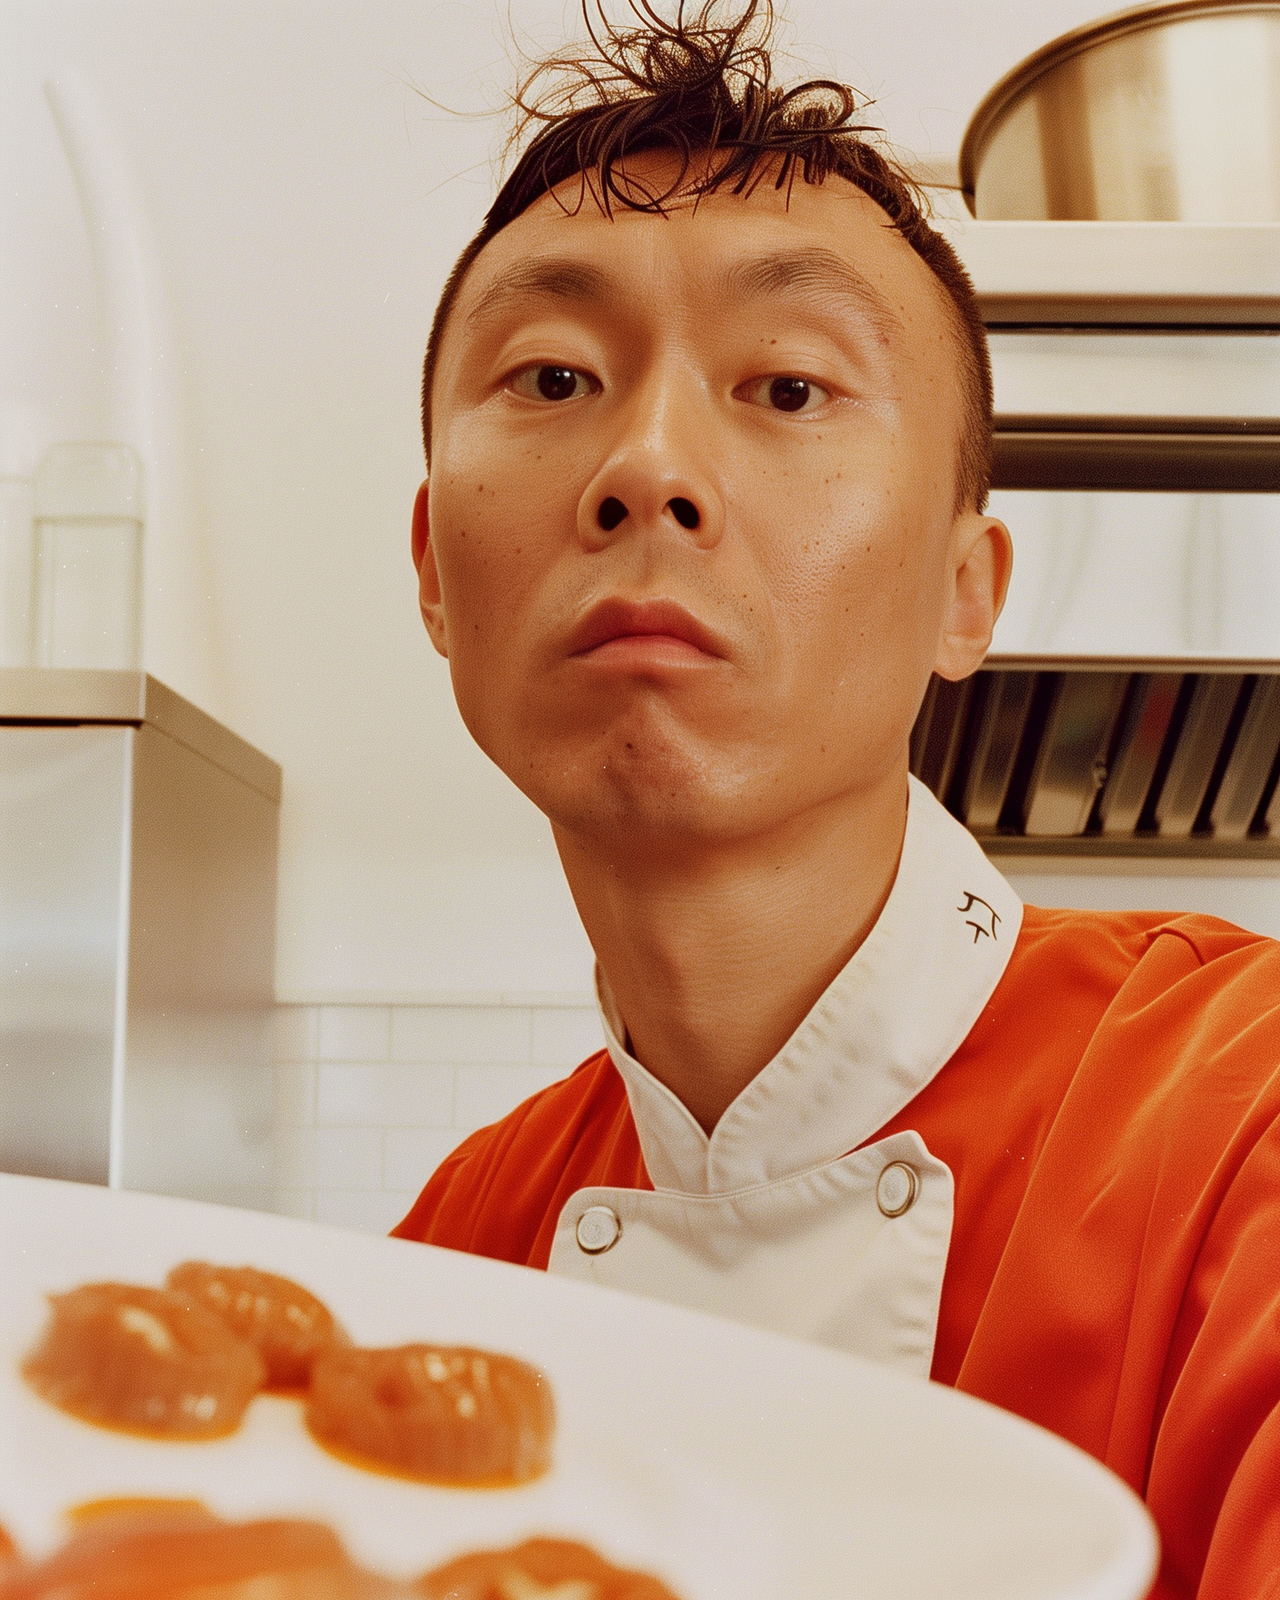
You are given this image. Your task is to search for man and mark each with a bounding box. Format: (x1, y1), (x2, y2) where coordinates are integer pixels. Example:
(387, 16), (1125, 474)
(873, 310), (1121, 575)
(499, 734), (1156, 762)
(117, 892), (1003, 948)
(394, 6), (1280, 1594)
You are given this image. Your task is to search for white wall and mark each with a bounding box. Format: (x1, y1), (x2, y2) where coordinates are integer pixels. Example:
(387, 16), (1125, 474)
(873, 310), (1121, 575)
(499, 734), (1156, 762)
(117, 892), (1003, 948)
(7, 0), (1265, 1008)
(271, 998), (605, 1232)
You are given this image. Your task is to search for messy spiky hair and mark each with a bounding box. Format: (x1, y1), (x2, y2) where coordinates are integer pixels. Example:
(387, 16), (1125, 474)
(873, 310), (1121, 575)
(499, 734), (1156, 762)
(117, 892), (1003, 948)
(422, 0), (992, 511)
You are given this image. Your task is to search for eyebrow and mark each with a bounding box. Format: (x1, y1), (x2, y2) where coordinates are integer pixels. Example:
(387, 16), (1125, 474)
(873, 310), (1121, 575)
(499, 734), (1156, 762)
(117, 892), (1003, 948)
(464, 260), (616, 328)
(723, 249), (904, 344)
(461, 246), (904, 346)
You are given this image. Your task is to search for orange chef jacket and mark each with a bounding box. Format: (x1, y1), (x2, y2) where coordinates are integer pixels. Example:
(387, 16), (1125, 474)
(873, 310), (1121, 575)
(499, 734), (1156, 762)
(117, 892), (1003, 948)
(396, 827), (1280, 1599)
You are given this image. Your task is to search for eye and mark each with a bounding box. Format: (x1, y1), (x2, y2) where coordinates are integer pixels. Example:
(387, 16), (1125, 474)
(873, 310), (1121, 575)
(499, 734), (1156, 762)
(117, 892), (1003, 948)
(739, 375), (831, 415)
(508, 364), (597, 402)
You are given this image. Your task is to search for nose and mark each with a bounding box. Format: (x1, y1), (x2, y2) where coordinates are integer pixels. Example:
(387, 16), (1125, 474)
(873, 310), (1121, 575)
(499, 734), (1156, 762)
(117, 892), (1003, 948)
(576, 382), (724, 553)
(596, 494), (701, 534)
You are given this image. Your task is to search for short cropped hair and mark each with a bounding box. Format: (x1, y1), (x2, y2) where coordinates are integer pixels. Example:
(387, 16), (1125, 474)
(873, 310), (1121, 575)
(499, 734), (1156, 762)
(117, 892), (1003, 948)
(421, 0), (993, 512)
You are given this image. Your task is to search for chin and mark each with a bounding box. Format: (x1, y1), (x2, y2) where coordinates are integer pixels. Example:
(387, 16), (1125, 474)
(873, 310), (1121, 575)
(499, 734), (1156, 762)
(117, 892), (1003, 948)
(481, 702), (852, 846)
(533, 753), (783, 849)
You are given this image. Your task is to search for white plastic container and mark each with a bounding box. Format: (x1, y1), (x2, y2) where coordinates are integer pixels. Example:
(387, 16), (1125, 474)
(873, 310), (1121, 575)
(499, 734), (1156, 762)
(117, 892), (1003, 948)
(32, 443), (143, 670)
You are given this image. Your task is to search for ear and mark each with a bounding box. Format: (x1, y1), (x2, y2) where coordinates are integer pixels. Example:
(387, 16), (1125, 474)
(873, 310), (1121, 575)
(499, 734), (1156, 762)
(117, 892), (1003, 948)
(411, 479), (449, 658)
(933, 510), (1013, 681)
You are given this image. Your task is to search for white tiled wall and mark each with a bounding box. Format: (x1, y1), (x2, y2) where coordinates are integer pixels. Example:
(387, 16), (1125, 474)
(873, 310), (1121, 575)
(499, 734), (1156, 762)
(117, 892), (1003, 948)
(271, 1002), (606, 1234)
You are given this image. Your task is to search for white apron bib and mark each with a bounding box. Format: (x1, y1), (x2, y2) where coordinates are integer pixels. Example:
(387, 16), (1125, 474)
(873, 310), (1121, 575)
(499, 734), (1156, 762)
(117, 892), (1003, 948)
(549, 1129), (952, 1376)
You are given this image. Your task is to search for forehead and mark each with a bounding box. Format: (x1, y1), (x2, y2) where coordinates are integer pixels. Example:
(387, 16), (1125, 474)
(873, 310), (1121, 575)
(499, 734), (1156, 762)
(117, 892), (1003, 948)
(447, 160), (952, 357)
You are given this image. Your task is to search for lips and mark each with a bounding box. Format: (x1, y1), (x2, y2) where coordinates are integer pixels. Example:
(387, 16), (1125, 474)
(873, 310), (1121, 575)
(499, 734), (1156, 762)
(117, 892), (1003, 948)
(568, 598), (726, 660)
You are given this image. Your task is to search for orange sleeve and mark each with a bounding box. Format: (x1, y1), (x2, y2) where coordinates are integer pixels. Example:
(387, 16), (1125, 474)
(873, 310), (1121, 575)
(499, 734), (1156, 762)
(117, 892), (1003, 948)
(390, 1130), (499, 1250)
(1145, 1104), (1280, 1597)
(937, 920), (1280, 1599)
(1194, 1405), (1280, 1599)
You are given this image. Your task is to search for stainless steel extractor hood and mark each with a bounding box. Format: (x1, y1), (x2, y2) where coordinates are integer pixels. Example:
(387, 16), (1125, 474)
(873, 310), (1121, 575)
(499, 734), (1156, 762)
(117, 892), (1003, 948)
(912, 658), (1280, 859)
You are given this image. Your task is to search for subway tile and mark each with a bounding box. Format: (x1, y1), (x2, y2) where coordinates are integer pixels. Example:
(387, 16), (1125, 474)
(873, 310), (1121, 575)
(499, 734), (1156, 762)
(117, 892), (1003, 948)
(315, 1063), (386, 1129)
(383, 1127), (469, 1191)
(270, 1188), (315, 1222)
(314, 1189), (409, 1234)
(316, 1063), (453, 1129)
(273, 1006), (318, 1064)
(274, 1062), (315, 1128)
(387, 1064), (456, 1126)
(273, 1128), (317, 1188)
(312, 1127), (383, 1190)
(453, 1064), (568, 1131)
(318, 1006), (390, 1063)
(391, 1005), (531, 1065)
(531, 1006), (605, 1068)
(379, 1193), (421, 1232)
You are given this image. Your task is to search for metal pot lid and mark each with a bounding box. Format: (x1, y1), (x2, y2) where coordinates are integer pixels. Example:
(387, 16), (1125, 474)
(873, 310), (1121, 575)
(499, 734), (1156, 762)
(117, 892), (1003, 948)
(959, 0), (1280, 208)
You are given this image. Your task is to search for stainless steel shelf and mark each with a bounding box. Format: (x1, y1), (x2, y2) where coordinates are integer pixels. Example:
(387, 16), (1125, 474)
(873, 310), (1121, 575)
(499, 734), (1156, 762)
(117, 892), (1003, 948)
(940, 220), (1280, 329)
(992, 415), (1280, 492)
(912, 656), (1280, 860)
(981, 299), (1280, 328)
(0, 669), (280, 801)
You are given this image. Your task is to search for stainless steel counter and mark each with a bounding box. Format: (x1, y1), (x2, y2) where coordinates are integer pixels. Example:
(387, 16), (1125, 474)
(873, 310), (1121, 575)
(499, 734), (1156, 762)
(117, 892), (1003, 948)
(0, 670), (280, 1205)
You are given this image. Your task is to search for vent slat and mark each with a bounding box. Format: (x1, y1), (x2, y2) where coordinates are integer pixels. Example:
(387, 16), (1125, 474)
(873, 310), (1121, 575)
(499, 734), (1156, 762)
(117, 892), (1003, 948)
(961, 672), (1037, 831)
(1263, 753), (1280, 839)
(1097, 674), (1183, 837)
(1023, 673), (1128, 837)
(1210, 677), (1280, 840)
(1154, 676), (1247, 838)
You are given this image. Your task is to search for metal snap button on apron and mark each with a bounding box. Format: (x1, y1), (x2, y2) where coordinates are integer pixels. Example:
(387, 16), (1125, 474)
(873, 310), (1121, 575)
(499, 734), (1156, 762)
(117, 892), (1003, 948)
(575, 1205), (622, 1254)
(876, 1161), (919, 1219)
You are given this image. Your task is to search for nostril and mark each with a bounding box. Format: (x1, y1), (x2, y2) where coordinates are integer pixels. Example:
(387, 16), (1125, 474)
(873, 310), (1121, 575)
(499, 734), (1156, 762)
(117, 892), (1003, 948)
(668, 497), (700, 530)
(597, 497), (628, 532)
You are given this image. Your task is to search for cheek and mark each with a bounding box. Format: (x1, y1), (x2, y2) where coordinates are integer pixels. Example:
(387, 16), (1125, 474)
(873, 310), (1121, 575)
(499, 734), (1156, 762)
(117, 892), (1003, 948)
(760, 479), (938, 651)
(745, 463), (951, 751)
(427, 433), (592, 760)
(429, 441), (567, 640)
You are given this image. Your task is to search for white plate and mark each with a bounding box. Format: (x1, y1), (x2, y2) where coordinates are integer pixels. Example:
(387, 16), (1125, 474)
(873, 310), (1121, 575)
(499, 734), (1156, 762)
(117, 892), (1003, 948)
(0, 1175), (1156, 1598)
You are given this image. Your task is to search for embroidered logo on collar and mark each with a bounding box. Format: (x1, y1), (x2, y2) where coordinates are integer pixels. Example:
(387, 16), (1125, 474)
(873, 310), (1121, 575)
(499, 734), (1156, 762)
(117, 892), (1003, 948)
(958, 892), (1000, 944)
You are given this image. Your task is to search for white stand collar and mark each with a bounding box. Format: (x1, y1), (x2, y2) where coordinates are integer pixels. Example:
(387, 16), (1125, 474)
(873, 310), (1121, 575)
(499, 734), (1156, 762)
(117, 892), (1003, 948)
(595, 776), (1023, 1196)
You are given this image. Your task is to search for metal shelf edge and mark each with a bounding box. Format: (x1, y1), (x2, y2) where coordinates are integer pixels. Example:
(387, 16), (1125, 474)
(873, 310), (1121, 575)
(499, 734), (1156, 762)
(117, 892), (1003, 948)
(0, 669), (281, 803)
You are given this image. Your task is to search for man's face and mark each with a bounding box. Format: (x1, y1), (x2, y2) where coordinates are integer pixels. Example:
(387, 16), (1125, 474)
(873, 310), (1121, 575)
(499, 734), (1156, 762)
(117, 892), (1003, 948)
(417, 162), (1009, 851)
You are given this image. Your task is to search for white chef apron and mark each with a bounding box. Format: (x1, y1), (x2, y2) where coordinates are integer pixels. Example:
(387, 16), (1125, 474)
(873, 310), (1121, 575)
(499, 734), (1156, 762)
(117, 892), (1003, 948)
(548, 777), (1022, 1378)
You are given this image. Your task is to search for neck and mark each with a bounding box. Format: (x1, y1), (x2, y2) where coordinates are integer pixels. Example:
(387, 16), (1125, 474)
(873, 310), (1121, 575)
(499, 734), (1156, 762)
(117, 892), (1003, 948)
(552, 769), (909, 1135)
